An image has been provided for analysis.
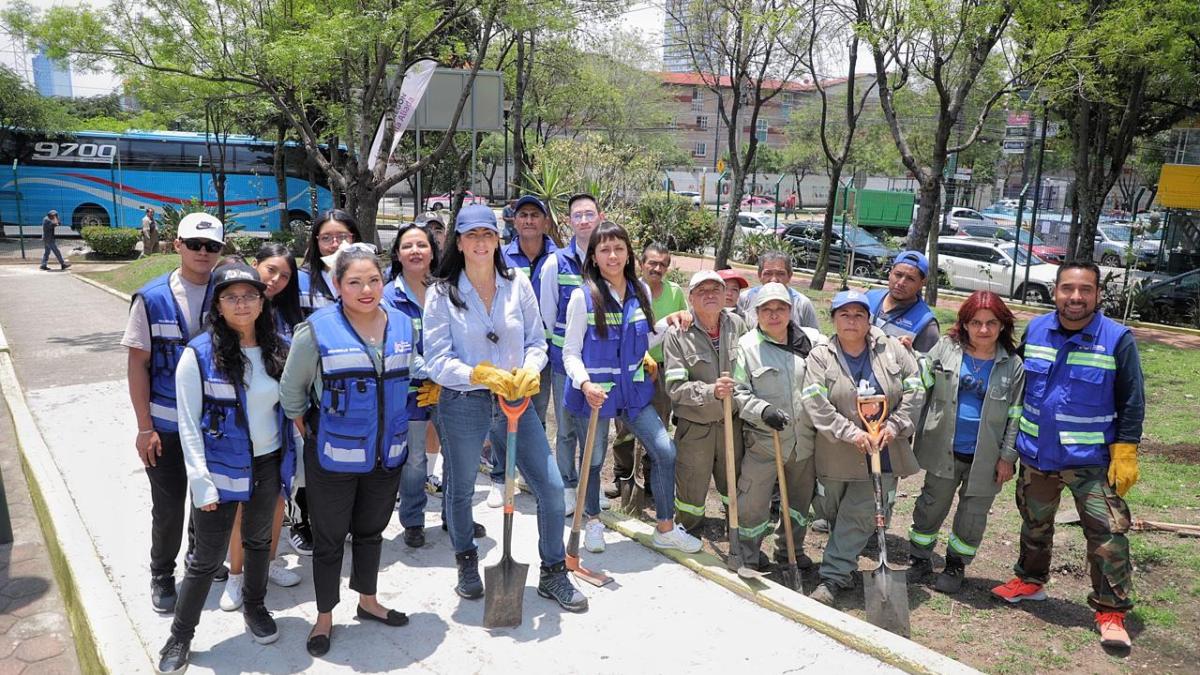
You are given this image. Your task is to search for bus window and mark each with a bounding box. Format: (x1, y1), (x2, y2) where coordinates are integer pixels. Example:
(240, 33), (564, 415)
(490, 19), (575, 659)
(125, 139), (187, 172)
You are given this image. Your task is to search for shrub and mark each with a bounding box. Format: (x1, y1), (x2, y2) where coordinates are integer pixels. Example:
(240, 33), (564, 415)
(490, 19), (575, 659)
(225, 234), (265, 257)
(630, 192), (718, 254)
(735, 231), (794, 267)
(82, 226), (140, 258)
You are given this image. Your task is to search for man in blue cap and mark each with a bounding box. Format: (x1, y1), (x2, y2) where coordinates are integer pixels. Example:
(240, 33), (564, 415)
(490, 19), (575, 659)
(866, 250), (940, 353)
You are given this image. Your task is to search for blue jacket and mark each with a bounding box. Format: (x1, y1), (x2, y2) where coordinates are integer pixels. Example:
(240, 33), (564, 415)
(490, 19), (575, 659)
(298, 268), (336, 316)
(309, 303), (413, 473)
(564, 284), (655, 420)
(866, 288), (936, 341)
(1016, 311), (1127, 470)
(503, 235), (558, 303)
(188, 333), (296, 501)
(548, 241), (584, 373)
(382, 277), (429, 422)
(135, 272), (209, 433)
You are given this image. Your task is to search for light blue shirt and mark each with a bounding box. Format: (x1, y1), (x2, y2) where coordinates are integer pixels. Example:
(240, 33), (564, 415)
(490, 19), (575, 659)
(424, 270), (548, 391)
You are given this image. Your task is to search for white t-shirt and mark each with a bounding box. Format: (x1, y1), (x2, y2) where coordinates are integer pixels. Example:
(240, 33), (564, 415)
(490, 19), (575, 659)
(120, 270), (209, 351)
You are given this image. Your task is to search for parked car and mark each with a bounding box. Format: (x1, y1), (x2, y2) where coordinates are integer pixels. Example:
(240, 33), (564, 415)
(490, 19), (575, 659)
(954, 224), (1068, 264)
(943, 207), (999, 232)
(424, 191), (487, 211)
(1135, 268), (1199, 325)
(741, 195), (776, 212)
(1094, 223), (1159, 269)
(736, 211), (778, 236)
(935, 237), (1055, 304)
(675, 190), (702, 207)
(782, 224), (892, 279)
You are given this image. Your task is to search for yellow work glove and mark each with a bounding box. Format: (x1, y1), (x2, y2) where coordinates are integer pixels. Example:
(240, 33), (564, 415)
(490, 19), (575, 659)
(415, 381), (441, 407)
(642, 353), (658, 382)
(510, 367), (541, 400)
(1107, 443), (1139, 497)
(470, 362), (516, 399)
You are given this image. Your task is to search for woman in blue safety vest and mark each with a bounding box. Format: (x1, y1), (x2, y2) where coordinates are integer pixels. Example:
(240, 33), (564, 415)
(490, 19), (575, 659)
(279, 244), (417, 658)
(562, 221), (702, 555)
(298, 209), (362, 315)
(154, 263), (296, 675)
(423, 204), (588, 612)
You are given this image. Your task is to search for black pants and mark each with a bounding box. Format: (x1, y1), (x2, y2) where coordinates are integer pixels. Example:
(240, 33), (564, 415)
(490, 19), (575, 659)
(171, 451), (280, 642)
(304, 437), (402, 613)
(146, 432), (191, 577)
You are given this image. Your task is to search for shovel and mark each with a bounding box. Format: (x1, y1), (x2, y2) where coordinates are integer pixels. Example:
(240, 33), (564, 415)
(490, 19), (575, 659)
(565, 406), (613, 587)
(771, 430), (800, 591)
(483, 396), (531, 628)
(723, 374), (763, 579)
(858, 394), (910, 637)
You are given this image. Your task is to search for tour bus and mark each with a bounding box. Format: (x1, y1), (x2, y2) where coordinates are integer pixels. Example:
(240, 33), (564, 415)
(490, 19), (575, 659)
(0, 130), (335, 236)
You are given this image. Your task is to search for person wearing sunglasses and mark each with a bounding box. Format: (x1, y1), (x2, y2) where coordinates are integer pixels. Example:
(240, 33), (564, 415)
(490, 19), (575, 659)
(154, 263), (297, 674)
(121, 212), (225, 614)
(298, 209), (362, 316)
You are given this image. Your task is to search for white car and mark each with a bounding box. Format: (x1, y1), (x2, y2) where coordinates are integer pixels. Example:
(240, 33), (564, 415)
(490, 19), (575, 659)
(943, 207), (999, 233)
(736, 211), (777, 236)
(935, 237), (1055, 304)
(675, 190), (702, 207)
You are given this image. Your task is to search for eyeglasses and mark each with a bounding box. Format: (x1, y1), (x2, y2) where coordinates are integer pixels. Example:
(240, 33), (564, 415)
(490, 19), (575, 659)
(219, 293), (263, 306)
(569, 210), (599, 224)
(182, 239), (223, 254)
(318, 233), (355, 245)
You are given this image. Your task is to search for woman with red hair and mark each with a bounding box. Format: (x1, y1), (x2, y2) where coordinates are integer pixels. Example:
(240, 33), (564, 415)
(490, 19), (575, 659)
(908, 290), (1025, 594)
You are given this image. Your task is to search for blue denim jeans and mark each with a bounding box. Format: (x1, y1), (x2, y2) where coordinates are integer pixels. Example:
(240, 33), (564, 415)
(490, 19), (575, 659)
(489, 366), (552, 485)
(553, 370), (582, 488)
(435, 389), (566, 566)
(572, 404), (676, 521)
(397, 419), (429, 529)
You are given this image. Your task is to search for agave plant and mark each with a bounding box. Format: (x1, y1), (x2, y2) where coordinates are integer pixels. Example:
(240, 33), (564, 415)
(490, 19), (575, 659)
(522, 162), (572, 245)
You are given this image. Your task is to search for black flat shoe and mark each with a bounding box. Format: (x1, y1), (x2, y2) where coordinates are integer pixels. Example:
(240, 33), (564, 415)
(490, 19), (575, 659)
(356, 605), (409, 627)
(306, 627), (332, 657)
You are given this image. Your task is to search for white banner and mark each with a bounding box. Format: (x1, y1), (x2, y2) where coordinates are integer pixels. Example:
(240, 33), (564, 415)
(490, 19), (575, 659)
(386, 59), (438, 162)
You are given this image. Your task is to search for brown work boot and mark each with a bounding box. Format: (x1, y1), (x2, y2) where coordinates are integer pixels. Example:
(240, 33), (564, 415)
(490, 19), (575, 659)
(1096, 611), (1131, 649)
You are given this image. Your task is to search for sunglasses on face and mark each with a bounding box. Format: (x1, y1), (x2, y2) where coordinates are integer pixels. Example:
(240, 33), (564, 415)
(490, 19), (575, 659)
(182, 239), (223, 254)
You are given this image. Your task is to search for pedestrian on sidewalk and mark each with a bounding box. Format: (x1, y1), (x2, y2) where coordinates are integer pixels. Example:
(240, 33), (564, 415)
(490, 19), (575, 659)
(423, 205), (587, 612)
(142, 207), (159, 257)
(122, 212), (224, 614)
(991, 262), (1145, 650)
(909, 291), (1024, 594)
(736, 252), (819, 330)
(563, 221), (700, 555)
(40, 209), (70, 270)
(279, 244), (417, 657)
(155, 263), (298, 674)
(298, 209), (361, 315)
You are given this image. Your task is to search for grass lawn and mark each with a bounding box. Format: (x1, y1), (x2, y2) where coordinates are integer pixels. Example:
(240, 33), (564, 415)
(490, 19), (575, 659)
(79, 254), (182, 296)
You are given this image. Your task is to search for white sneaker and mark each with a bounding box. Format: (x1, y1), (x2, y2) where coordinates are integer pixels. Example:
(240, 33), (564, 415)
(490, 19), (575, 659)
(599, 495), (610, 510)
(563, 487), (576, 517)
(268, 559), (301, 588)
(486, 484), (504, 508)
(219, 573), (243, 611)
(585, 519), (606, 553)
(652, 524), (702, 554)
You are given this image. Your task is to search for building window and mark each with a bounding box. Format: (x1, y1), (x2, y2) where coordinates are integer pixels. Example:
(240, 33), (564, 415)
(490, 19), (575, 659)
(696, 115), (709, 131)
(693, 142), (707, 158)
(781, 93), (796, 116)
(691, 87), (704, 111)
(756, 118), (768, 142)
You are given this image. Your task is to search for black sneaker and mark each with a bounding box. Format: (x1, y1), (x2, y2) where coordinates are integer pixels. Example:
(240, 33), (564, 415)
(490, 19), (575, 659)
(403, 526), (425, 549)
(151, 574), (177, 614)
(907, 555), (934, 582)
(244, 604), (279, 644)
(441, 519), (487, 538)
(213, 564), (229, 583)
(287, 525), (314, 556)
(934, 554), (966, 594)
(156, 636), (189, 674)
(773, 551), (814, 570)
(537, 562), (588, 612)
(454, 550), (483, 599)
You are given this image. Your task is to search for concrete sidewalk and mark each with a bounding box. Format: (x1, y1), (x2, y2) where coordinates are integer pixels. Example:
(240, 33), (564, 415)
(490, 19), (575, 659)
(0, 262), (957, 673)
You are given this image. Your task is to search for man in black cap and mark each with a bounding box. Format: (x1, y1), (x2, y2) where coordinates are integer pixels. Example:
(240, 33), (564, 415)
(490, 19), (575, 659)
(40, 209), (70, 271)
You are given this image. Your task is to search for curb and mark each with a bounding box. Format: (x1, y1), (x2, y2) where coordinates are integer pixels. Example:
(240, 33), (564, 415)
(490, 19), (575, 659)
(598, 511), (978, 675)
(72, 272), (132, 303)
(0, 326), (151, 673)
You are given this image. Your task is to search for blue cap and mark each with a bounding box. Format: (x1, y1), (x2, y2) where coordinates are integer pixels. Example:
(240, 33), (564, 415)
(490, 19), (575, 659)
(514, 195), (548, 215)
(831, 290), (870, 313)
(892, 250), (929, 277)
(455, 204), (499, 234)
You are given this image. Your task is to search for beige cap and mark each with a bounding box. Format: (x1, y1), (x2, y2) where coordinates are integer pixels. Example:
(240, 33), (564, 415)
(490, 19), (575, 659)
(753, 282), (793, 309)
(688, 270), (725, 293)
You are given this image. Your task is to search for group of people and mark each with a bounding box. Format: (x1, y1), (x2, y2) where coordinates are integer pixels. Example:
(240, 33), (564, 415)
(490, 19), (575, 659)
(124, 194), (1146, 674)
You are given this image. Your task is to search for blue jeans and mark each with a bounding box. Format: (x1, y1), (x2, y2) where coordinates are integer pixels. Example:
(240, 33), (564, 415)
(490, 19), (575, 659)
(572, 404), (676, 521)
(435, 389), (566, 566)
(489, 366), (552, 485)
(41, 239), (65, 267)
(553, 370), (582, 488)
(397, 419), (429, 529)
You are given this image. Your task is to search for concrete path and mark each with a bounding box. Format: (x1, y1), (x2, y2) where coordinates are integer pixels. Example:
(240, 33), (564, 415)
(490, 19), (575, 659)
(0, 261), (900, 674)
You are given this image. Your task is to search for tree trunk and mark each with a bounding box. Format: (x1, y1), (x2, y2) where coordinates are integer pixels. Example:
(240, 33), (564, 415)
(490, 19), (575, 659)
(511, 30), (533, 194)
(810, 165), (844, 290)
(715, 168), (746, 268)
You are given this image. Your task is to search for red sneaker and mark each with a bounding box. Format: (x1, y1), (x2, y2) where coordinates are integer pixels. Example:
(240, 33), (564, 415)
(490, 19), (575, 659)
(991, 577), (1047, 603)
(1096, 611), (1131, 648)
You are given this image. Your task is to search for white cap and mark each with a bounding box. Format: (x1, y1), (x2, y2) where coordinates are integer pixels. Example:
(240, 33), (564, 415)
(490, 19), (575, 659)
(753, 282), (793, 309)
(177, 212), (225, 243)
(688, 270), (725, 293)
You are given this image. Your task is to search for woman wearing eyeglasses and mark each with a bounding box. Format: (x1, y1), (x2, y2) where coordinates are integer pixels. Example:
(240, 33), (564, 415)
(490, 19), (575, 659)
(153, 263), (296, 674)
(279, 244), (417, 657)
(298, 209), (362, 316)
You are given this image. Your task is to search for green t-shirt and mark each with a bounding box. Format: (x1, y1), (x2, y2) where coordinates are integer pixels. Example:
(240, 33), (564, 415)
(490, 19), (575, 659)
(649, 280), (687, 362)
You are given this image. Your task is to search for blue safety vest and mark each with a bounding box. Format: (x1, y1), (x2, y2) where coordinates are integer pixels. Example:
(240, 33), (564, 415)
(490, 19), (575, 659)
(188, 333), (296, 502)
(503, 235), (558, 303)
(134, 272), (209, 433)
(564, 284), (654, 420)
(309, 303), (413, 473)
(382, 277), (428, 422)
(298, 268), (336, 316)
(272, 307), (294, 343)
(866, 288), (936, 341)
(548, 241), (584, 373)
(1016, 311), (1126, 470)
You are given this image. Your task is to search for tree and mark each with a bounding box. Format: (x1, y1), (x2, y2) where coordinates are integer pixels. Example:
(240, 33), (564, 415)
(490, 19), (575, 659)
(1116, 133), (1168, 212)
(0, 65), (76, 237)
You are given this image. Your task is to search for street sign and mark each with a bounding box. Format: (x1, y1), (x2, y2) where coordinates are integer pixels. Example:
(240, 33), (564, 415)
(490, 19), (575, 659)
(1003, 139), (1027, 155)
(716, 158), (726, 174)
(1007, 111), (1032, 126)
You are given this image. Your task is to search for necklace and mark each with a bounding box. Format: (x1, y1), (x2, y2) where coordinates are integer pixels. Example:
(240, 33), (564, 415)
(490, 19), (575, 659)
(963, 353), (988, 375)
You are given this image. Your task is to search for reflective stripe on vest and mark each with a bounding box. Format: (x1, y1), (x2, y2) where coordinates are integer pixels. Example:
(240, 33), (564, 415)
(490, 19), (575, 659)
(563, 284), (654, 420)
(382, 278), (431, 421)
(866, 288), (936, 340)
(548, 243), (584, 371)
(136, 272), (202, 434)
(298, 269), (336, 314)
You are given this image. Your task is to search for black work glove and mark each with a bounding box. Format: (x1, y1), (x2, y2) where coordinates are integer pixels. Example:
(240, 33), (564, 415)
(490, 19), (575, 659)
(762, 405), (791, 431)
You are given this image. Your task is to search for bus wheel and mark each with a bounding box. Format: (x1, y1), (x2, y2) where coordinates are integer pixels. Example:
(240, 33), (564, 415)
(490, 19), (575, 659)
(287, 211), (311, 231)
(73, 206), (110, 229)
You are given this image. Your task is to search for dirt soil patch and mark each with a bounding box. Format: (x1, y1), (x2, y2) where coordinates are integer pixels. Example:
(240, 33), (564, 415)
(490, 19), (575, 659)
(1141, 441), (1200, 466)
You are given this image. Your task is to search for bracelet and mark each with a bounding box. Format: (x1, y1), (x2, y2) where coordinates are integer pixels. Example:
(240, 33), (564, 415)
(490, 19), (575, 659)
(137, 430), (155, 436)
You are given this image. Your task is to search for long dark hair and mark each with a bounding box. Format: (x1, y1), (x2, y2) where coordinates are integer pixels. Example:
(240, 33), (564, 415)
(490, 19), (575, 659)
(948, 290), (1017, 354)
(581, 221), (654, 339)
(388, 223), (441, 283)
(254, 242), (302, 330)
(207, 282), (289, 385)
(305, 209), (362, 303)
(434, 228), (513, 310)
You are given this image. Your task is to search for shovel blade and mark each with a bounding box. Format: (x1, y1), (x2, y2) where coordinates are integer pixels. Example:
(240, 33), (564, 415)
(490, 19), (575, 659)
(483, 556), (529, 628)
(863, 563), (910, 637)
(781, 564), (801, 592)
